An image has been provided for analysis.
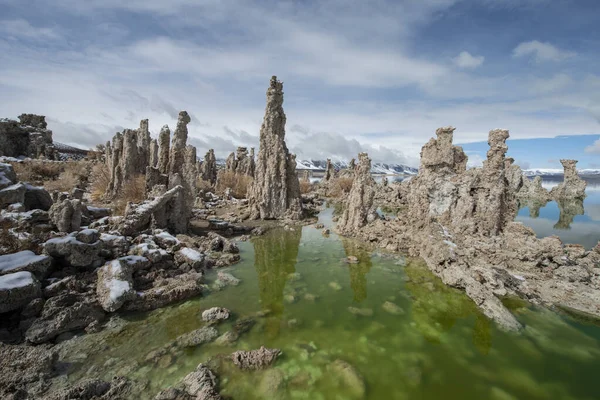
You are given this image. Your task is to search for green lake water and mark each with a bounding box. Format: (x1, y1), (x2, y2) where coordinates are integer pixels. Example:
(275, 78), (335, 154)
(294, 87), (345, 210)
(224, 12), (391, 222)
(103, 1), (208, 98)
(59, 208), (600, 399)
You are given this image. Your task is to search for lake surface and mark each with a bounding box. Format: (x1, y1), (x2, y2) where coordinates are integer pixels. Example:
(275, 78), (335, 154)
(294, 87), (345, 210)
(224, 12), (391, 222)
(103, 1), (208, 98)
(57, 208), (600, 399)
(517, 179), (600, 249)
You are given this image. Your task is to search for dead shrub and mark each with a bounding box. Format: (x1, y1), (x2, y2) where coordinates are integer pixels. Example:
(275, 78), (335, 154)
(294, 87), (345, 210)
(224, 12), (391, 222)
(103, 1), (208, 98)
(328, 176), (354, 197)
(196, 177), (214, 192)
(216, 170), (253, 199)
(90, 163), (112, 202)
(299, 179), (312, 194)
(12, 161), (62, 184)
(113, 174), (146, 216)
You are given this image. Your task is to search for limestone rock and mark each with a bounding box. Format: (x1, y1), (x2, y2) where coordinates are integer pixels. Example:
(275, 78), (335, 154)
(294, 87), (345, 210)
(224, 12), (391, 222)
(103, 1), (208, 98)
(175, 247), (205, 270)
(49, 198), (83, 232)
(328, 359), (366, 398)
(337, 153), (377, 234)
(25, 293), (105, 343)
(0, 271), (41, 313)
(117, 185), (184, 236)
(0, 114), (56, 159)
(0, 250), (52, 279)
(176, 326), (218, 348)
(182, 364), (222, 399)
(324, 159), (335, 181)
(231, 346), (281, 370)
(158, 125), (171, 174)
(201, 307), (230, 322)
(248, 76), (303, 220)
(0, 182), (26, 208)
(200, 149), (218, 185)
(44, 232), (104, 268)
(122, 272), (204, 312)
(550, 159), (587, 200)
(0, 163), (17, 190)
(96, 258), (136, 312)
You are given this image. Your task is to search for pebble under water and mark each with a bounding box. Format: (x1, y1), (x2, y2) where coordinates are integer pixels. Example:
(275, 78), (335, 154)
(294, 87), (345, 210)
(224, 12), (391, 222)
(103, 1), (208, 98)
(57, 209), (600, 399)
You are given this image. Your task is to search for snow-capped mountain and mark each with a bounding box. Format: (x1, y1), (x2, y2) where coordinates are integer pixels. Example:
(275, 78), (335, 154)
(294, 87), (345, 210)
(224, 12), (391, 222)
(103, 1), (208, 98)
(523, 168), (600, 176)
(295, 159), (418, 175)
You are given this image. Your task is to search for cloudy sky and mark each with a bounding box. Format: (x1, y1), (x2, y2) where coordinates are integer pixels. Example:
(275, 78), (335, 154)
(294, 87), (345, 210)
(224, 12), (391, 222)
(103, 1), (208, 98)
(1, 0), (599, 168)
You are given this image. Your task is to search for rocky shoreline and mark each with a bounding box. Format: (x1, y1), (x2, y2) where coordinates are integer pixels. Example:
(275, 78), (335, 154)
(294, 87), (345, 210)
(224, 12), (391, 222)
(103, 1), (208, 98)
(1, 76), (599, 399)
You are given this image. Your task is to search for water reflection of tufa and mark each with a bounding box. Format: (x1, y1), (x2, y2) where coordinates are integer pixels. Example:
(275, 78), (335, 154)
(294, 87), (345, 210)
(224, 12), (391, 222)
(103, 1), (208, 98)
(341, 238), (373, 303)
(517, 198), (585, 230)
(554, 198), (585, 230)
(252, 227), (302, 339)
(517, 198), (549, 219)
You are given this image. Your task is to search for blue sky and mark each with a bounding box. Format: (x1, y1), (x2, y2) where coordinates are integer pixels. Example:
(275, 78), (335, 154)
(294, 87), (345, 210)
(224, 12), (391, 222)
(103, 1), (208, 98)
(0, 0), (599, 167)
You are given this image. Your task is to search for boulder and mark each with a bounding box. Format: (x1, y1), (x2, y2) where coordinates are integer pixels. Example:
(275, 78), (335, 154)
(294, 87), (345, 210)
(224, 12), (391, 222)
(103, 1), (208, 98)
(122, 272), (204, 312)
(25, 293), (104, 343)
(0, 250), (52, 279)
(44, 232), (104, 268)
(175, 247), (205, 269)
(0, 163), (17, 189)
(96, 259), (136, 312)
(23, 184), (53, 211)
(0, 183), (26, 208)
(0, 271), (41, 313)
(49, 198), (83, 232)
(176, 326), (218, 348)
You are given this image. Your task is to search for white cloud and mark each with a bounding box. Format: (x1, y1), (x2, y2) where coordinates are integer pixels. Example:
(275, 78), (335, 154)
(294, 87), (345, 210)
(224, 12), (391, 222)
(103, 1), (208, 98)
(530, 73), (572, 94)
(452, 51), (484, 69)
(512, 40), (575, 62)
(0, 19), (60, 40)
(585, 138), (600, 154)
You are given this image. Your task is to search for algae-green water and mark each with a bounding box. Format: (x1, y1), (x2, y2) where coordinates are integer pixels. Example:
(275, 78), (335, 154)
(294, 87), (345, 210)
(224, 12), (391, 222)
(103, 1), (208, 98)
(59, 209), (600, 399)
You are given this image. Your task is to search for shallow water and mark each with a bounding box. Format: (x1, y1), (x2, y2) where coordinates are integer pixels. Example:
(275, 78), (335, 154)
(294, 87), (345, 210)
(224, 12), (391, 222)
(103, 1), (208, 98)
(59, 208), (600, 399)
(517, 181), (600, 249)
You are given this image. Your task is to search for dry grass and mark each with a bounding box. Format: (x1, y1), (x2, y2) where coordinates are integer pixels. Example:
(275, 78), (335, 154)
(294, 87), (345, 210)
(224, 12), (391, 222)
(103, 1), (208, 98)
(12, 161), (62, 183)
(90, 163), (112, 202)
(43, 161), (91, 193)
(196, 177), (214, 192)
(113, 174), (146, 215)
(328, 176), (354, 197)
(299, 178), (312, 194)
(216, 170), (253, 199)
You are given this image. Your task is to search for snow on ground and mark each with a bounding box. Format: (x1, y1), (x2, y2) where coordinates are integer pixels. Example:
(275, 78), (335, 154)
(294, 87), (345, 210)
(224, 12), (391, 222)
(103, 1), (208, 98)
(0, 251), (46, 273)
(0, 271), (34, 290)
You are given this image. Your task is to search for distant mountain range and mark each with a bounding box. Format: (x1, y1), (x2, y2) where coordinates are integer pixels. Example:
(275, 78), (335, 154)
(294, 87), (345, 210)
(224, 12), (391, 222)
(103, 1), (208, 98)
(295, 159), (419, 175)
(523, 168), (600, 176)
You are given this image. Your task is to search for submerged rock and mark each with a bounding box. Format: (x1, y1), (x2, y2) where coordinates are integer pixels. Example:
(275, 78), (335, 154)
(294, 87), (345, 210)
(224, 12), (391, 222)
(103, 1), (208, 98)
(176, 326), (219, 348)
(328, 359), (366, 399)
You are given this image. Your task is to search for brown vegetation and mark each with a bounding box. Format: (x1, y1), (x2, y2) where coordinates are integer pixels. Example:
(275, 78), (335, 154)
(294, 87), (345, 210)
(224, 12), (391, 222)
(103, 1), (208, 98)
(216, 170), (253, 199)
(196, 177), (214, 192)
(328, 176), (354, 197)
(299, 178), (312, 194)
(90, 163), (111, 202)
(113, 174), (146, 216)
(11, 161), (62, 184)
